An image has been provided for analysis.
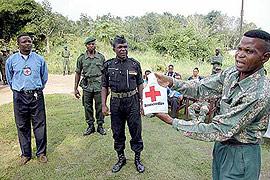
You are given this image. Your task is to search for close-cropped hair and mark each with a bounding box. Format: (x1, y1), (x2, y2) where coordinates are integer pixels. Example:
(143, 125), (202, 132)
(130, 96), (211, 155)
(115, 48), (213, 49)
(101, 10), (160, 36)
(244, 29), (270, 43)
(112, 35), (127, 48)
(244, 29), (270, 51)
(17, 33), (31, 43)
(194, 67), (199, 71)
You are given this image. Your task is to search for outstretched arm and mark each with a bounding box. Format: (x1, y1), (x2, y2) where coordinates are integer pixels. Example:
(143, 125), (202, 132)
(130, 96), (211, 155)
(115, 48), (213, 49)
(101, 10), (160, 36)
(155, 113), (174, 125)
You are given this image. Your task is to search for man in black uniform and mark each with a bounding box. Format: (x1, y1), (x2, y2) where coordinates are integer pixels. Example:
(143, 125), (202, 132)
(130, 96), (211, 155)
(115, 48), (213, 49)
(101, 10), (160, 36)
(101, 35), (145, 173)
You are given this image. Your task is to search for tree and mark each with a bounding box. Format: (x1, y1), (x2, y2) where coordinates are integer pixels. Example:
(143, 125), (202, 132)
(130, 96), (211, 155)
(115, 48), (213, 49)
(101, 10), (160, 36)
(0, 0), (42, 42)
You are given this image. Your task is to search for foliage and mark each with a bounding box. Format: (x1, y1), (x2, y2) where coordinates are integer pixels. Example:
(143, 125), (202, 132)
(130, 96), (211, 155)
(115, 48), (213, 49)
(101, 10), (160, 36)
(0, 1), (260, 64)
(0, 0), (42, 42)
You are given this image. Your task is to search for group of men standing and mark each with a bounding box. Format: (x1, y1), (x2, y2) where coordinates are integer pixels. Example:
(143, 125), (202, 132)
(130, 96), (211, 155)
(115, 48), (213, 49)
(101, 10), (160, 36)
(74, 35), (145, 173)
(4, 29), (270, 179)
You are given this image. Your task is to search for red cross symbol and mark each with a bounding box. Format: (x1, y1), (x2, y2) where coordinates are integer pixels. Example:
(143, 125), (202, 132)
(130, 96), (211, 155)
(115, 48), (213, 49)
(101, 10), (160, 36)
(145, 86), (161, 102)
(23, 68), (31, 76)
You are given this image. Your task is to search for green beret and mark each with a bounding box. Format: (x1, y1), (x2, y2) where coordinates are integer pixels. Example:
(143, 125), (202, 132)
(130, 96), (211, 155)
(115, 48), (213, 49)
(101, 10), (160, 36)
(84, 37), (96, 44)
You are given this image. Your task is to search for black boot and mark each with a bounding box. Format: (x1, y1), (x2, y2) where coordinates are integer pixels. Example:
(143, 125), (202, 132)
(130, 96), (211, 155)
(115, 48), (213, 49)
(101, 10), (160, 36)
(112, 153), (126, 173)
(63, 71), (65, 76)
(83, 124), (95, 136)
(134, 152), (145, 173)
(97, 124), (106, 135)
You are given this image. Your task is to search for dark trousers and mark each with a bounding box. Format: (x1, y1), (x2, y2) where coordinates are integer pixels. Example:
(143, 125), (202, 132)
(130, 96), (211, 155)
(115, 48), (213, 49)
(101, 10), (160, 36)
(110, 94), (143, 153)
(82, 90), (104, 125)
(212, 142), (261, 180)
(168, 97), (180, 118)
(13, 90), (47, 157)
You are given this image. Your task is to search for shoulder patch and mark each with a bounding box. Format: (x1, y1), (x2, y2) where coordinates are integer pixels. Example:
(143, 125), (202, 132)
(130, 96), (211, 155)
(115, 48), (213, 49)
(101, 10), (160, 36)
(129, 58), (140, 65)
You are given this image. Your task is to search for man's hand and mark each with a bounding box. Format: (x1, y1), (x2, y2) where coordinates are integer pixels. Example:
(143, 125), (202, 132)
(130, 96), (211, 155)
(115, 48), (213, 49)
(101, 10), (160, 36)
(154, 73), (173, 87)
(154, 113), (174, 125)
(140, 100), (144, 115)
(102, 105), (110, 116)
(74, 89), (81, 99)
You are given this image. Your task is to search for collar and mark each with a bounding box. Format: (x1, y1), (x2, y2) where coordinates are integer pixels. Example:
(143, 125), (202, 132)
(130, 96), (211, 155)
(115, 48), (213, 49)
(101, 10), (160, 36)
(85, 50), (98, 59)
(237, 68), (265, 92)
(115, 57), (128, 64)
(19, 51), (32, 60)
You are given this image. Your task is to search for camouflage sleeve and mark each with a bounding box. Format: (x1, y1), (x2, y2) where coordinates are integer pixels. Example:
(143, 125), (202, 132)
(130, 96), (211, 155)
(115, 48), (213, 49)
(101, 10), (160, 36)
(172, 71), (225, 99)
(75, 54), (83, 73)
(172, 97), (268, 142)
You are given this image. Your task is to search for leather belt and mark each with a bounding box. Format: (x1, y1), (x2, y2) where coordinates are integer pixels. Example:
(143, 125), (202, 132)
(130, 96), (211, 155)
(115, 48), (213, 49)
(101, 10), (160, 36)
(220, 139), (256, 146)
(111, 89), (137, 98)
(18, 89), (41, 94)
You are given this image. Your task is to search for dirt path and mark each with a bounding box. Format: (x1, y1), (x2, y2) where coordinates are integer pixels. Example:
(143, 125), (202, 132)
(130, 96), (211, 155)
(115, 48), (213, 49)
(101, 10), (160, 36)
(0, 74), (74, 105)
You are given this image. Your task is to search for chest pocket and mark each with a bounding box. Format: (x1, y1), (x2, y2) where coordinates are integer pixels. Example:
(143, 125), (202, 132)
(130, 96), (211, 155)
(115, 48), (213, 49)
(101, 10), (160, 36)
(108, 68), (119, 86)
(128, 69), (137, 88)
(95, 62), (103, 76)
(82, 61), (91, 73)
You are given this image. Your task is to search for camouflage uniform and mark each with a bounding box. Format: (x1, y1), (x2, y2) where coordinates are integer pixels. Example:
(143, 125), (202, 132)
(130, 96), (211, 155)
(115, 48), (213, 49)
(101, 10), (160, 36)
(0, 50), (9, 84)
(188, 101), (209, 123)
(62, 47), (70, 75)
(210, 54), (223, 74)
(75, 51), (105, 126)
(171, 67), (269, 180)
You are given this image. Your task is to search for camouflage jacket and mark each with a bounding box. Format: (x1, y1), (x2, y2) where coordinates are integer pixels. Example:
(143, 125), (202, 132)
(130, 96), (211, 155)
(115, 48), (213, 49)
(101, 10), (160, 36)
(75, 51), (105, 92)
(172, 67), (270, 144)
(210, 54), (223, 65)
(62, 49), (70, 59)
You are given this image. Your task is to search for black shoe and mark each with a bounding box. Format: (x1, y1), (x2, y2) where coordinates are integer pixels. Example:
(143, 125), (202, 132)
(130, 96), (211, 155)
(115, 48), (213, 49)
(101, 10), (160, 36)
(112, 154), (126, 173)
(83, 125), (95, 136)
(134, 153), (145, 173)
(97, 125), (106, 135)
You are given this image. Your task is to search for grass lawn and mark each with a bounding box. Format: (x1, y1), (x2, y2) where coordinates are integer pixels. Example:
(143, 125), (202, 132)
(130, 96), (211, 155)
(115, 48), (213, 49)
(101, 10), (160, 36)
(0, 94), (269, 179)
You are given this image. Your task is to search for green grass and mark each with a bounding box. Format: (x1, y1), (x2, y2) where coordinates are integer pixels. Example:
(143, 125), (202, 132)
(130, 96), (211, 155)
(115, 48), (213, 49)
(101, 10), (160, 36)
(0, 94), (270, 179)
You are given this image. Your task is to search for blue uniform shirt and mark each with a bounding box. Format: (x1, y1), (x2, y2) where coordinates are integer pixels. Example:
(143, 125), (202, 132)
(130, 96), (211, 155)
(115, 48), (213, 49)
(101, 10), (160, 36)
(5, 52), (48, 91)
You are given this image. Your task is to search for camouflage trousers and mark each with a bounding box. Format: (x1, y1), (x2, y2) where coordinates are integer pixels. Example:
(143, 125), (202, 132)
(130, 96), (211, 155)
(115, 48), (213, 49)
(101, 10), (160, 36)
(82, 90), (104, 125)
(63, 58), (70, 74)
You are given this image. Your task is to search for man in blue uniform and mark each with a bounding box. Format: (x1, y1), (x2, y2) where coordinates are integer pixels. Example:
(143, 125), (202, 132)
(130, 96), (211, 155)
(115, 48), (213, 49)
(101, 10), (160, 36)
(5, 33), (48, 165)
(102, 35), (145, 173)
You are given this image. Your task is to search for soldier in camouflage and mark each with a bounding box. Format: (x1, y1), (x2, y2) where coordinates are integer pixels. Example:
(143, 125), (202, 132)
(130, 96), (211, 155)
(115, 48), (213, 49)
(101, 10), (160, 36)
(154, 29), (270, 180)
(0, 47), (10, 85)
(74, 37), (106, 136)
(211, 48), (223, 75)
(62, 46), (71, 75)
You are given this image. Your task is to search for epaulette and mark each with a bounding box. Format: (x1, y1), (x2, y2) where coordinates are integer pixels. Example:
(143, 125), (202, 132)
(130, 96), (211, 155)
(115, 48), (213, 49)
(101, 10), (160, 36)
(129, 57), (140, 65)
(104, 58), (114, 66)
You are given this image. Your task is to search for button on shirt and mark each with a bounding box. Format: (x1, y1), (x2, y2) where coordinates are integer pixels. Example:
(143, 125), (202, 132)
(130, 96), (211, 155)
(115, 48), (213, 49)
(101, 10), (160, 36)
(5, 52), (48, 91)
(75, 51), (105, 92)
(102, 57), (144, 93)
(171, 67), (270, 144)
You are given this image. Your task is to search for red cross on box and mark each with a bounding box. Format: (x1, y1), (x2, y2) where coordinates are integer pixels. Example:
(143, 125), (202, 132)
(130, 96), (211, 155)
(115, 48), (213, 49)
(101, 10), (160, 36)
(145, 86), (161, 102)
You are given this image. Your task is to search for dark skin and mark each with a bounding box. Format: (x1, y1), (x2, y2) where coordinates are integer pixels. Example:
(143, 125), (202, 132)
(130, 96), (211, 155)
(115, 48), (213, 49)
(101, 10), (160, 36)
(235, 36), (270, 80)
(74, 41), (97, 99)
(102, 42), (144, 116)
(155, 36), (270, 124)
(18, 36), (32, 55)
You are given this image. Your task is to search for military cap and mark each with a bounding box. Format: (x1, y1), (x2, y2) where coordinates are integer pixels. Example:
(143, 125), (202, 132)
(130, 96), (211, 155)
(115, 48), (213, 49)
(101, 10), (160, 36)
(84, 36), (96, 44)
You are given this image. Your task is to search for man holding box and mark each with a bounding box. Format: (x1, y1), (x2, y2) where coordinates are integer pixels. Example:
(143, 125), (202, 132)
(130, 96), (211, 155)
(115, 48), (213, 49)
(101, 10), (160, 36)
(155, 29), (270, 180)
